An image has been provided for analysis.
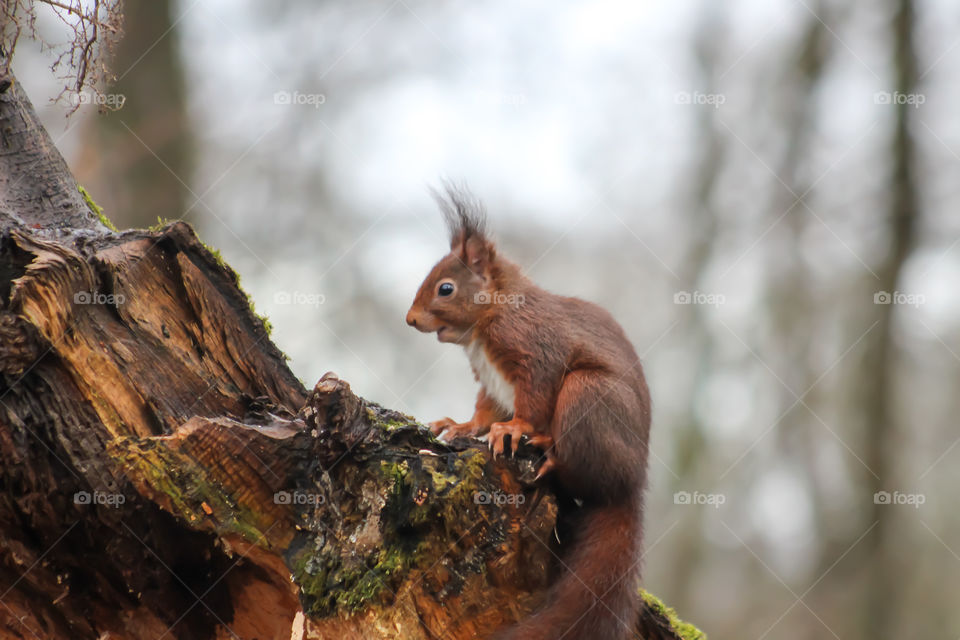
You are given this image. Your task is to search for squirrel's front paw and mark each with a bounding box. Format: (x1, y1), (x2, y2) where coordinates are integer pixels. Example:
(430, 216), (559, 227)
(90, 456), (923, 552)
(430, 418), (485, 441)
(428, 417), (457, 435)
(488, 419), (537, 457)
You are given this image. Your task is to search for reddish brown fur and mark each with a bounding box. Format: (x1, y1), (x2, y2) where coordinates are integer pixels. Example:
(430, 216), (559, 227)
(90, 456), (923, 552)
(406, 189), (650, 640)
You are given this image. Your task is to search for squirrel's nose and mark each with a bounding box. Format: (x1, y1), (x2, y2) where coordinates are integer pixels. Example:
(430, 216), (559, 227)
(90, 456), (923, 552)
(405, 310), (417, 327)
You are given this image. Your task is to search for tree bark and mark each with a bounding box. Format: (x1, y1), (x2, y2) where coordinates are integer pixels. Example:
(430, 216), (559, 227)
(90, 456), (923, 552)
(0, 69), (704, 640)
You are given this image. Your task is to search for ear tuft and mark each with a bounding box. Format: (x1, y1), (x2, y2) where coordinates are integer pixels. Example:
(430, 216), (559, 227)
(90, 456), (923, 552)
(431, 181), (488, 251)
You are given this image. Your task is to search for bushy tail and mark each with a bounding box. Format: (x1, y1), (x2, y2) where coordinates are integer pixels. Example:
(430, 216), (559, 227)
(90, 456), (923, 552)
(494, 499), (643, 640)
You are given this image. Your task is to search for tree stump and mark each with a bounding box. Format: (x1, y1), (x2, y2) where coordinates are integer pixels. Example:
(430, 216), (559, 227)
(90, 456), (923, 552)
(0, 70), (704, 640)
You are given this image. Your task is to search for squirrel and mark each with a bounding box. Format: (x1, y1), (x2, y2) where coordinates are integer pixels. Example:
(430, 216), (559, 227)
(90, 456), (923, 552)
(405, 187), (651, 640)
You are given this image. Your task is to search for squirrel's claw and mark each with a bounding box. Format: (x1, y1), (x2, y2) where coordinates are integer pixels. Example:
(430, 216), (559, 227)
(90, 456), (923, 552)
(428, 417), (457, 436)
(535, 456), (557, 480)
(489, 419), (536, 458)
(526, 433), (554, 450)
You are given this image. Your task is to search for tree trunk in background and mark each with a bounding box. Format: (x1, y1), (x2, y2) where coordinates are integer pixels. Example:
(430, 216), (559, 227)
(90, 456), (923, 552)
(74, 0), (192, 230)
(859, 0), (918, 638)
(762, 6), (840, 636)
(664, 0), (725, 618)
(766, 2), (829, 463)
(0, 70), (701, 640)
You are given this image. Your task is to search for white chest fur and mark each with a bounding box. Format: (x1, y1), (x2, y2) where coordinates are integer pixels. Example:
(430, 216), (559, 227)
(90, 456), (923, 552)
(464, 340), (515, 414)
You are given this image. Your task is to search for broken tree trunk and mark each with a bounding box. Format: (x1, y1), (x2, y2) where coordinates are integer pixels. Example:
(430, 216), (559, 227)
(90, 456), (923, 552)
(0, 69), (705, 640)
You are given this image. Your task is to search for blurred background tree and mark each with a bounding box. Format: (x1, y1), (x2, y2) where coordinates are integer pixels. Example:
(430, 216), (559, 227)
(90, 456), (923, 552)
(13, 0), (960, 638)
(75, 0), (193, 229)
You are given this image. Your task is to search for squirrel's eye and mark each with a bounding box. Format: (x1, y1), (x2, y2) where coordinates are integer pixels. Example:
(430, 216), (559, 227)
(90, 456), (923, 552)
(438, 282), (455, 297)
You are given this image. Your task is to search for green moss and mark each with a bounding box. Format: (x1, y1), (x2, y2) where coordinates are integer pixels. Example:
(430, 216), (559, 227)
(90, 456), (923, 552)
(116, 440), (271, 546)
(433, 450), (486, 513)
(293, 452), (489, 616)
(150, 216), (175, 231)
(204, 244), (228, 270)
(381, 458), (410, 484)
(366, 408), (409, 431)
(211, 252), (274, 338)
(192, 233), (275, 338)
(364, 406), (423, 432)
(337, 546), (413, 612)
(289, 545), (334, 614)
(79, 185), (118, 232)
(290, 523), (421, 617)
(247, 298), (274, 337)
(641, 589), (707, 640)
(382, 448), (489, 543)
(260, 315), (274, 336)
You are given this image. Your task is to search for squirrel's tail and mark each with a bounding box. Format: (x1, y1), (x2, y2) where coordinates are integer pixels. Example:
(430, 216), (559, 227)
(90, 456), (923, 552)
(494, 499), (643, 640)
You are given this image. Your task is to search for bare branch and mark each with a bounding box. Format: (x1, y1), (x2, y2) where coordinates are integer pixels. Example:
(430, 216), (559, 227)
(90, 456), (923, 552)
(1, 0), (123, 114)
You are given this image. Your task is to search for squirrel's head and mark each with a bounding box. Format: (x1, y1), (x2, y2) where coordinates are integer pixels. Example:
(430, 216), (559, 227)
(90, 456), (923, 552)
(406, 187), (497, 344)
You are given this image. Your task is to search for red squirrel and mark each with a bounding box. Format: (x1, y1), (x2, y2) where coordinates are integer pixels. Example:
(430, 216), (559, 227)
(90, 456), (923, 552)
(406, 188), (651, 640)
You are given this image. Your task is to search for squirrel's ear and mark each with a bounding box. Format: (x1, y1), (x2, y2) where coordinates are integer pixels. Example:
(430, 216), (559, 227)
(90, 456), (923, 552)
(450, 231), (494, 276)
(438, 184), (492, 274)
(463, 235), (495, 276)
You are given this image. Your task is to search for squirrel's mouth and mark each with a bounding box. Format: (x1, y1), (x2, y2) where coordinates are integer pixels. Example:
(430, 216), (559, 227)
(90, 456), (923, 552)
(437, 326), (461, 343)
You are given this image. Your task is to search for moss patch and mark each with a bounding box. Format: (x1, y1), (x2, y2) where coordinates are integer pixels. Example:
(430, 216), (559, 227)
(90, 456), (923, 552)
(291, 442), (494, 618)
(289, 499), (425, 617)
(365, 407), (411, 431)
(116, 438), (273, 546)
(79, 185), (118, 232)
(204, 243), (228, 271)
(150, 216), (175, 231)
(248, 297), (274, 336)
(189, 230), (275, 338)
(641, 589), (707, 640)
